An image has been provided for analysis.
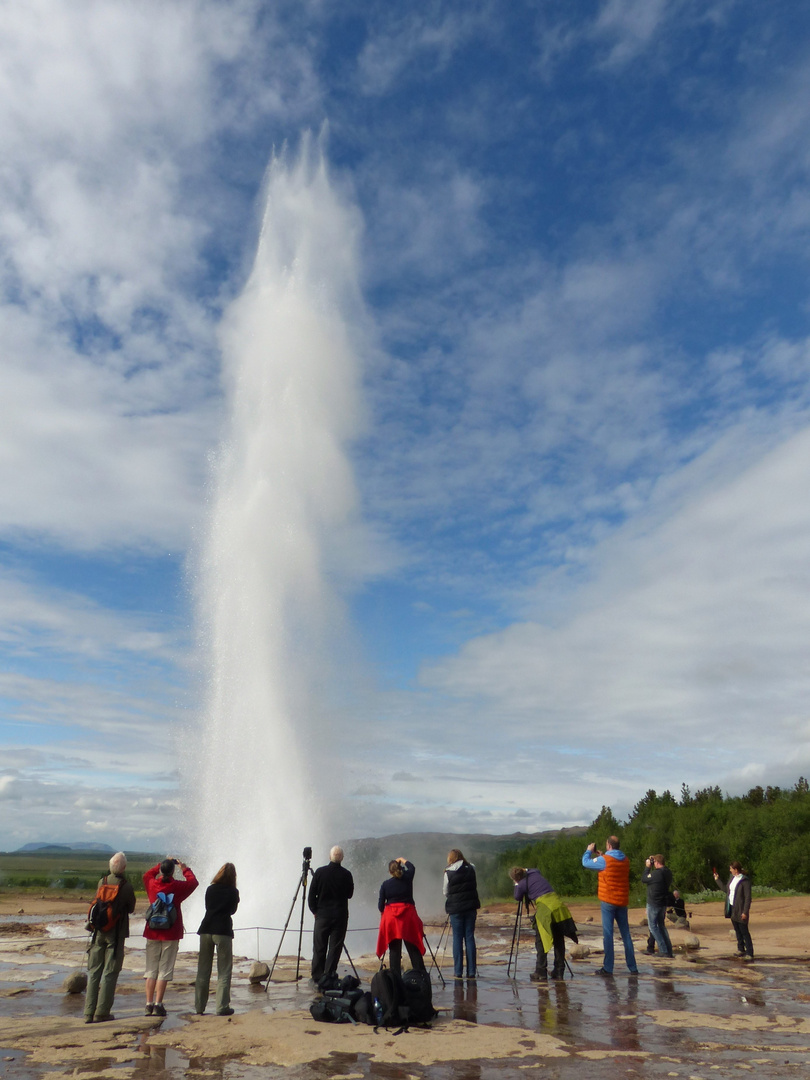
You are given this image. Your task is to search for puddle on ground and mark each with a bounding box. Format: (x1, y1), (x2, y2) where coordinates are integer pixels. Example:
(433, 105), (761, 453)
(3, 936), (810, 1080)
(113, 960), (810, 1080)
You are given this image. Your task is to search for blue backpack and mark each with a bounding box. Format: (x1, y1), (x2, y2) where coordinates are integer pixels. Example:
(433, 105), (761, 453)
(145, 891), (177, 931)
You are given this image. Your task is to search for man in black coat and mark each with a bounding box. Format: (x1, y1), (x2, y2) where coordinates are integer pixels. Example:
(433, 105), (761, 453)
(641, 854), (674, 958)
(308, 845), (354, 982)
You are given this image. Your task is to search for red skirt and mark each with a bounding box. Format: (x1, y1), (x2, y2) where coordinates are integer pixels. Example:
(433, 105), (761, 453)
(376, 902), (426, 958)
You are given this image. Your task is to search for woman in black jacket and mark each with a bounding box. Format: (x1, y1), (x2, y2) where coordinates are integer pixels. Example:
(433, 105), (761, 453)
(194, 863), (240, 1014)
(713, 861), (753, 960)
(443, 848), (480, 979)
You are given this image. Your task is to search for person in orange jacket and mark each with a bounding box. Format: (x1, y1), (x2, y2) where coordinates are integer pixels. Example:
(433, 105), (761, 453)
(582, 837), (639, 976)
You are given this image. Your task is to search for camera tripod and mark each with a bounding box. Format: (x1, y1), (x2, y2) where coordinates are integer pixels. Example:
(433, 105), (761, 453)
(266, 846), (313, 985)
(423, 930), (446, 986)
(436, 915), (477, 980)
(507, 896), (528, 978)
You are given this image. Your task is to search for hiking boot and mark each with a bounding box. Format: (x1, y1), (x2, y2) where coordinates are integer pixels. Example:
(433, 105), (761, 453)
(595, 967), (613, 976)
(529, 970), (547, 981)
(144, 1004), (154, 1016)
(94, 1014), (115, 1023)
(153, 1003), (167, 1017)
(217, 1007), (235, 1016)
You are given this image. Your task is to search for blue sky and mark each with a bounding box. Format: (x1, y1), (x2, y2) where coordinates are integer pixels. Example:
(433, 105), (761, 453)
(3, 0), (810, 854)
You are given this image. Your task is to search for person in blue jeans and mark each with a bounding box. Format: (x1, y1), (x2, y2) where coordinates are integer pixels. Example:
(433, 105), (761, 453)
(641, 854), (674, 958)
(582, 838), (639, 975)
(444, 849), (480, 979)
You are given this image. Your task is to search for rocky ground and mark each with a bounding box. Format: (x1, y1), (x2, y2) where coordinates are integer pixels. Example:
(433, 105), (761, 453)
(2, 892), (810, 1080)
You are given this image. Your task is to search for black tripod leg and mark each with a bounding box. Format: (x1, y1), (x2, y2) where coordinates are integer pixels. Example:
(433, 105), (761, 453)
(267, 860), (311, 988)
(295, 870), (310, 982)
(267, 877), (302, 987)
(422, 933), (446, 987)
(507, 900), (523, 979)
(342, 942), (360, 981)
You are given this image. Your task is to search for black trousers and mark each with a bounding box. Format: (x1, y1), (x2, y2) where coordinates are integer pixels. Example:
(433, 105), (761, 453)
(387, 938), (425, 978)
(732, 917), (754, 957)
(533, 917), (566, 975)
(311, 910), (348, 981)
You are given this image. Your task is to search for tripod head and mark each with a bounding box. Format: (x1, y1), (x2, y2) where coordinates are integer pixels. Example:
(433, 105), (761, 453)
(301, 846), (312, 877)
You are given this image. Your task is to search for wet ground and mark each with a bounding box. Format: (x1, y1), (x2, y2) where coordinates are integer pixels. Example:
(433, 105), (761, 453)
(2, 915), (810, 1079)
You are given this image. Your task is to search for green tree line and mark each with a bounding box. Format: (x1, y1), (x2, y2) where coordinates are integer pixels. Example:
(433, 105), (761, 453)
(478, 778), (810, 902)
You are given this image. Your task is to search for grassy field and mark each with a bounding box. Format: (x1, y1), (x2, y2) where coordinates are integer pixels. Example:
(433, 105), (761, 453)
(0, 851), (162, 896)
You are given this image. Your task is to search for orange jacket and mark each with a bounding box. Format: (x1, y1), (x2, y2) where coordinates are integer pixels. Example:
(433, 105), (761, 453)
(582, 848), (630, 906)
(598, 852), (630, 905)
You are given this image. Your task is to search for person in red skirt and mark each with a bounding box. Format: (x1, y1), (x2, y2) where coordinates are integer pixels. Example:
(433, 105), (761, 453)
(376, 857), (426, 977)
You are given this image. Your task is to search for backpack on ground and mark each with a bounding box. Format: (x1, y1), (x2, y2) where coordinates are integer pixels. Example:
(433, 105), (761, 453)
(309, 997), (356, 1023)
(86, 876), (121, 933)
(402, 968), (436, 1024)
(370, 966), (408, 1030)
(145, 890), (177, 931)
(352, 990), (376, 1025)
(311, 987), (373, 1025)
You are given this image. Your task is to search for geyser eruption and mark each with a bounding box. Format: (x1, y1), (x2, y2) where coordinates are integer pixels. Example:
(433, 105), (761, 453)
(187, 136), (366, 937)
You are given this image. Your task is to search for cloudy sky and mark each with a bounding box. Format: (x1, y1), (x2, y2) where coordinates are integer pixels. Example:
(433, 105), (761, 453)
(3, 0), (810, 854)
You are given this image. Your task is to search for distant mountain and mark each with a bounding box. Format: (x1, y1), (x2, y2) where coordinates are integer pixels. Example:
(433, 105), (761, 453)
(347, 827), (587, 870)
(15, 842), (116, 853)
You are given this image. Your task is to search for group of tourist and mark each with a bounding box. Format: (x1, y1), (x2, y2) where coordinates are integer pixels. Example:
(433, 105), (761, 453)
(82, 839), (754, 1024)
(582, 837), (754, 974)
(308, 847), (480, 983)
(310, 846), (582, 986)
(83, 854), (235, 1024)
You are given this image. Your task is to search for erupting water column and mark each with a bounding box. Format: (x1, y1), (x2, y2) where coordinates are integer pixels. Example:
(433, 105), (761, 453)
(187, 137), (366, 940)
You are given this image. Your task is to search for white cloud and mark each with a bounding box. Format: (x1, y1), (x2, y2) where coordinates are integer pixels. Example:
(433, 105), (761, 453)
(356, 6), (489, 96)
(592, 0), (675, 67)
(0, 569), (185, 661)
(0, 0), (322, 553)
(0, 768), (181, 850)
(414, 424), (810, 804)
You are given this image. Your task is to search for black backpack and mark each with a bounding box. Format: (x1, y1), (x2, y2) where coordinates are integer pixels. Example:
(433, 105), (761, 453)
(370, 966), (408, 1030)
(402, 968), (436, 1024)
(352, 991), (376, 1025)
